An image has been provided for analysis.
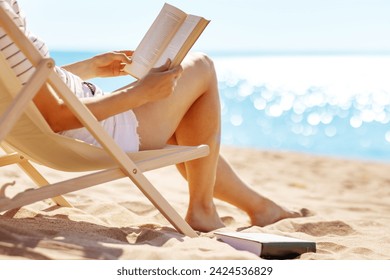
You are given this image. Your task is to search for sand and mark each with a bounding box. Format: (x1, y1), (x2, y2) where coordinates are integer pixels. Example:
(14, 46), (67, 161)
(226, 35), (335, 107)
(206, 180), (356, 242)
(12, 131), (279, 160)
(0, 146), (389, 260)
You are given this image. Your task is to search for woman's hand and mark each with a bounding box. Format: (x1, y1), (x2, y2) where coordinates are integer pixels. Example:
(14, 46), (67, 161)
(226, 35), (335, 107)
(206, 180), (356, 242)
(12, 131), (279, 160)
(133, 60), (183, 104)
(92, 50), (133, 78)
(61, 50), (133, 80)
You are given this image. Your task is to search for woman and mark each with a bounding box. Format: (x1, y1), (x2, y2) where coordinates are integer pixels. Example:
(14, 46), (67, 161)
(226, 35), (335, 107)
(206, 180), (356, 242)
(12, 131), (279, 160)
(0, 0), (303, 232)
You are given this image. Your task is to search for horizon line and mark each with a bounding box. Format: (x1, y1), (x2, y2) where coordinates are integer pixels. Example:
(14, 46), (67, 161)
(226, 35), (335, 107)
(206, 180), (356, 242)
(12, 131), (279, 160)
(50, 49), (390, 57)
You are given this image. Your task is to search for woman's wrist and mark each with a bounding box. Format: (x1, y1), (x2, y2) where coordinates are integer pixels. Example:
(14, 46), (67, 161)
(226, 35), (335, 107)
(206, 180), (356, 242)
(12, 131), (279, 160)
(110, 81), (150, 109)
(62, 57), (96, 80)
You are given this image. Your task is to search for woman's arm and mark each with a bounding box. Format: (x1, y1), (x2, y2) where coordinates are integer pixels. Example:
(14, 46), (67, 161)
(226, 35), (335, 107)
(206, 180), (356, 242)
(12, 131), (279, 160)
(61, 51), (133, 80)
(33, 60), (183, 132)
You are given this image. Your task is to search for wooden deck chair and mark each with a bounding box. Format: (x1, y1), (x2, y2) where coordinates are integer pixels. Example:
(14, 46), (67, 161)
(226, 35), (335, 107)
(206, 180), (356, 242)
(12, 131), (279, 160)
(0, 7), (209, 237)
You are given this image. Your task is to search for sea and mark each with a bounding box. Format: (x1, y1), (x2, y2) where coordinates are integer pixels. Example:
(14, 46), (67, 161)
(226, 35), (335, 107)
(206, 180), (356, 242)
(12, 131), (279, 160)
(51, 51), (390, 163)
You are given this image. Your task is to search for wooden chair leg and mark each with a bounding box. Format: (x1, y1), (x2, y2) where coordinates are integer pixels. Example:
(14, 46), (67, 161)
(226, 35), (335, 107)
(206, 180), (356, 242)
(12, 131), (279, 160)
(17, 159), (73, 207)
(0, 149), (72, 207)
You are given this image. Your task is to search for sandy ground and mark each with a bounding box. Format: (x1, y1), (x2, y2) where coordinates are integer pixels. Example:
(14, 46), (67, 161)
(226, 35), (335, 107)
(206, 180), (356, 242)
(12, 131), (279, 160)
(1, 146), (389, 260)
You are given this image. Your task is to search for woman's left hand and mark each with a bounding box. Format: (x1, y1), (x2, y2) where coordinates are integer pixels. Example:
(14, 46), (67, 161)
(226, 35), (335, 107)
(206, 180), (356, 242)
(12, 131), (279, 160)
(92, 50), (133, 77)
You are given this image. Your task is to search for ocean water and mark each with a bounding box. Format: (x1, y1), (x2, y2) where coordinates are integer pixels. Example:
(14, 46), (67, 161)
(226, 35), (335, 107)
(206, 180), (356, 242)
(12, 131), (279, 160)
(51, 51), (390, 162)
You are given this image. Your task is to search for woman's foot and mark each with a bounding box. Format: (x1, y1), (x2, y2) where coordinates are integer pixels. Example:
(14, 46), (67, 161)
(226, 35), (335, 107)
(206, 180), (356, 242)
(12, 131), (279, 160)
(248, 196), (306, 227)
(185, 202), (225, 232)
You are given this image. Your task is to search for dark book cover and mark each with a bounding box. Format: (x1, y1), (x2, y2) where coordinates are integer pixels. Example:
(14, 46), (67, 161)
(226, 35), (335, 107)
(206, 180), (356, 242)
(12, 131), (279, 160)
(215, 232), (316, 259)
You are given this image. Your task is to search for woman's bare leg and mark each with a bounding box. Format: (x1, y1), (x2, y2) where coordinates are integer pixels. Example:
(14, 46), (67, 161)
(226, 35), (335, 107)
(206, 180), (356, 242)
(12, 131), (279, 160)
(213, 156), (303, 226)
(173, 152), (303, 227)
(132, 53), (224, 232)
(130, 53), (302, 231)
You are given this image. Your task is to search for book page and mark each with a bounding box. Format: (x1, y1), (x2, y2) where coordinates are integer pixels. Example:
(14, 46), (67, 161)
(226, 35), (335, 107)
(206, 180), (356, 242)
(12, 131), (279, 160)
(216, 232), (313, 243)
(155, 15), (202, 67)
(125, 3), (187, 78)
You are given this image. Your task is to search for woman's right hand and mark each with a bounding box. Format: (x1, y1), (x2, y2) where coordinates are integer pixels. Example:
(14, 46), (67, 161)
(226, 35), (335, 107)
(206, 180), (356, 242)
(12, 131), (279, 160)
(134, 60), (183, 103)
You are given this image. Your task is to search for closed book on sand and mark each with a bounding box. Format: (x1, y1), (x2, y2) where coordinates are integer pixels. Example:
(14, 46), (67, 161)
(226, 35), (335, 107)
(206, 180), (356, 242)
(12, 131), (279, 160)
(215, 232), (316, 259)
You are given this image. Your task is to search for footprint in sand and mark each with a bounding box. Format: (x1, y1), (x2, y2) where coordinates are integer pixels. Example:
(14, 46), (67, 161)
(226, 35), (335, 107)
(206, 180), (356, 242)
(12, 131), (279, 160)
(292, 220), (355, 237)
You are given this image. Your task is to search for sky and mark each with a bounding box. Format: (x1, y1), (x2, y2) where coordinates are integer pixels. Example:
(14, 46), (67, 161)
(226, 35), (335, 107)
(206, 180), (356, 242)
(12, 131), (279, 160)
(17, 0), (390, 54)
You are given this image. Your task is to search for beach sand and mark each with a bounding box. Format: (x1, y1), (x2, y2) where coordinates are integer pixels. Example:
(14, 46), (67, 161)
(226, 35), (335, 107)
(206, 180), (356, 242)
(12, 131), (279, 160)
(0, 145), (389, 260)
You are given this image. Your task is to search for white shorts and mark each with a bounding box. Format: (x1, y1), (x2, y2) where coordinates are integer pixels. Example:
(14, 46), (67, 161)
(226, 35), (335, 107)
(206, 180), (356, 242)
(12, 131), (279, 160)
(59, 82), (140, 152)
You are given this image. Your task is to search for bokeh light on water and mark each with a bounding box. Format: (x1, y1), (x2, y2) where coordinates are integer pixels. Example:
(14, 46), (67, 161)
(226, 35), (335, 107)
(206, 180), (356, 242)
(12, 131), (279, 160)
(214, 55), (390, 162)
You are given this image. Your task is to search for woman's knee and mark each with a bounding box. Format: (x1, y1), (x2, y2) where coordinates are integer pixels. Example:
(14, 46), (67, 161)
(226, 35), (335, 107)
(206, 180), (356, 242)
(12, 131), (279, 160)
(181, 53), (218, 98)
(184, 52), (216, 79)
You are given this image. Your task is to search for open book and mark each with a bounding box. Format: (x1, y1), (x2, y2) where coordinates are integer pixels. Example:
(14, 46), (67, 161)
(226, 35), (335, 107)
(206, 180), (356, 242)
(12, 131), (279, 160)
(124, 3), (210, 79)
(215, 232), (316, 259)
